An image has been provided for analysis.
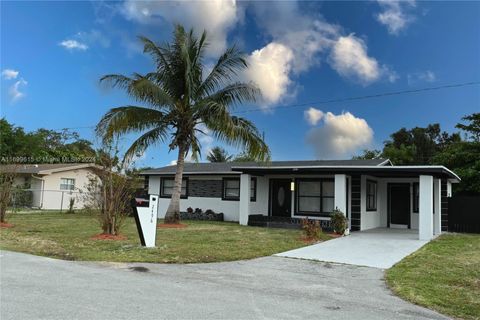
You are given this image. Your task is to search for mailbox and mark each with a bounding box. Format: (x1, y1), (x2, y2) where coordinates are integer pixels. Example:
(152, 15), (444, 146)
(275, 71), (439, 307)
(133, 194), (158, 247)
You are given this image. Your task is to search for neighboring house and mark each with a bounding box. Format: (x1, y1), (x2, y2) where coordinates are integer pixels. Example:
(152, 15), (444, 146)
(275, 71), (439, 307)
(141, 159), (460, 241)
(1, 163), (99, 210)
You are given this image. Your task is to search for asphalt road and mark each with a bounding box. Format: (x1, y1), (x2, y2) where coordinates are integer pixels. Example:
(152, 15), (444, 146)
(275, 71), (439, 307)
(0, 251), (448, 320)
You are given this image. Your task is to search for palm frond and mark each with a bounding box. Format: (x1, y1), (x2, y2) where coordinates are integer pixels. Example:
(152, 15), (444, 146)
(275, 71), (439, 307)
(203, 115), (270, 161)
(123, 126), (169, 162)
(100, 74), (174, 108)
(195, 82), (260, 119)
(138, 36), (172, 75)
(96, 106), (167, 142)
(197, 46), (249, 98)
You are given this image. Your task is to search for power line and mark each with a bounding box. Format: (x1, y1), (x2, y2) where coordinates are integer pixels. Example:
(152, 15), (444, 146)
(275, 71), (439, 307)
(51, 81), (480, 131)
(234, 81), (480, 114)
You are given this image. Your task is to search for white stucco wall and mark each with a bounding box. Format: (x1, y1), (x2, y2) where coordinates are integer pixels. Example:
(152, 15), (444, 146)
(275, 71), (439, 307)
(149, 175), (268, 222)
(40, 168), (97, 210)
(360, 175), (383, 230)
(250, 176), (269, 215)
(376, 177), (420, 230)
(157, 196), (241, 221)
(359, 176), (423, 231)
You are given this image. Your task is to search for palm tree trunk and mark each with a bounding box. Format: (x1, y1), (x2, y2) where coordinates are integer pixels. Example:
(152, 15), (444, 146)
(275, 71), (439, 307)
(164, 144), (186, 224)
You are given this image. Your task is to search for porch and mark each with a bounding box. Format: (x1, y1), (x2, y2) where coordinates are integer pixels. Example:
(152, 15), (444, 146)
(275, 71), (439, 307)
(233, 165), (459, 241)
(276, 228), (430, 269)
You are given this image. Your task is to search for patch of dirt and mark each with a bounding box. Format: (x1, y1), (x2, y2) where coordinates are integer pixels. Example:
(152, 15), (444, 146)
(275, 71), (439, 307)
(157, 223), (188, 229)
(300, 236), (320, 244)
(0, 222), (14, 228)
(90, 233), (127, 241)
(128, 266), (150, 272)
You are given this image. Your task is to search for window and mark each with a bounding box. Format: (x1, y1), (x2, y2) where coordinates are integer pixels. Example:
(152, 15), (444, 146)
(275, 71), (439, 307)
(250, 178), (257, 202)
(160, 177), (188, 198)
(60, 178), (75, 191)
(144, 176), (149, 191)
(296, 179), (335, 216)
(413, 182), (419, 213)
(366, 180), (377, 211)
(223, 178), (240, 200)
(222, 178), (257, 201)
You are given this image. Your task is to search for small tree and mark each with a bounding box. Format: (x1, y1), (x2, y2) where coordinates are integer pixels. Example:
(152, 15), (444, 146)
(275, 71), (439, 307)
(207, 146), (232, 162)
(0, 166), (17, 223)
(84, 142), (134, 236)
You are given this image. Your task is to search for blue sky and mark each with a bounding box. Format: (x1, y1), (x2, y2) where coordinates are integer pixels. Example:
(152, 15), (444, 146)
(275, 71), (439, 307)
(1, 1), (479, 168)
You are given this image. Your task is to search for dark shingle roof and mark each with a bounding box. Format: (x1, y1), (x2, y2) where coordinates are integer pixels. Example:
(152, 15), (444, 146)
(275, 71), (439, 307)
(141, 159), (391, 175)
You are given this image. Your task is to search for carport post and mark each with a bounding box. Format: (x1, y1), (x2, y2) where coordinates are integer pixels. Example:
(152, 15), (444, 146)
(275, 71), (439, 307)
(334, 174), (347, 215)
(419, 175), (434, 241)
(433, 178), (442, 235)
(239, 174), (251, 226)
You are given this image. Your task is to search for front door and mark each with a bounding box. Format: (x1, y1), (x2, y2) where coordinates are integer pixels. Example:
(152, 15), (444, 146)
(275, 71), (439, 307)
(388, 183), (411, 228)
(270, 179), (292, 217)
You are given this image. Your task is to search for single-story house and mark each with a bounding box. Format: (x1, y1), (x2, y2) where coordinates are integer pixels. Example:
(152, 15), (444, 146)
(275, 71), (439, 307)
(1, 163), (99, 210)
(141, 159), (460, 241)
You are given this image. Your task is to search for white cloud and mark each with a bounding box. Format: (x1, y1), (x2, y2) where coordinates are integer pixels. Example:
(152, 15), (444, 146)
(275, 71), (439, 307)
(407, 70), (436, 85)
(252, 2), (340, 74)
(2, 69), (19, 80)
(376, 0), (416, 35)
(329, 34), (398, 84)
(59, 30), (109, 52)
(304, 107), (324, 126)
(244, 2), (341, 107)
(329, 35), (381, 84)
(249, 2), (396, 105)
(59, 39), (88, 51)
(196, 123), (214, 154)
(9, 78), (28, 102)
(306, 111), (374, 159)
(76, 30), (111, 48)
(244, 42), (295, 107)
(121, 0), (241, 56)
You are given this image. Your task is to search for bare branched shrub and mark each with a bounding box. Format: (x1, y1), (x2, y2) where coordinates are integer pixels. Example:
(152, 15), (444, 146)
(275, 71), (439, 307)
(83, 142), (135, 236)
(0, 166), (17, 223)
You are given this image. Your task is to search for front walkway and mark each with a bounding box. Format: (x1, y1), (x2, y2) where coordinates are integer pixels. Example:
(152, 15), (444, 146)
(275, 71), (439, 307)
(276, 228), (430, 269)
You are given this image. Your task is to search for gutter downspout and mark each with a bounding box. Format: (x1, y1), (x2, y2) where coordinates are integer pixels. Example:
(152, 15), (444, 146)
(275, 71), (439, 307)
(31, 174), (45, 209)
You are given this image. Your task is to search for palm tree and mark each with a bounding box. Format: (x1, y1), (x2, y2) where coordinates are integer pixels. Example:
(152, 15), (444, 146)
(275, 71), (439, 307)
(96, 25), (270, 223)
(207, 146), (233, 162)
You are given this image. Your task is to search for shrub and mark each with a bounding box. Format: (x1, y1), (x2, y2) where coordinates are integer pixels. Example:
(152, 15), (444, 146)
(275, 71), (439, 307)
(331, 209), (347, 235)
(194, 208), (202, 214)
(186, 207), (194, 213)
(301, 218), (322, 240)
(205, 209), (214, 215)
(11, 188), (33, 207)
(83, 141), (135, 236)
(0, 168), (16, 223)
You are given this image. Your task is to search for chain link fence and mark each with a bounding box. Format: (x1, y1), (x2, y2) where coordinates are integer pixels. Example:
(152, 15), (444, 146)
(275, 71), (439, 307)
(10, 189), (89, 212)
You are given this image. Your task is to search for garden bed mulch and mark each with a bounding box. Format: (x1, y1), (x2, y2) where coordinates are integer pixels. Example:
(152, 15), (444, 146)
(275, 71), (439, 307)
(90, 233), (127, 241)
(0, 222), (14, 228)
(157, 223), (188, 229)
(328, 233), (344, 238)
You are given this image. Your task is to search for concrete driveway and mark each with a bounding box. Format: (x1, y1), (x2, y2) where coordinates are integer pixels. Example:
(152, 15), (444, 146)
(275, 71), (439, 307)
(0, 250), (447, 320)
(276, 228), (429, 269)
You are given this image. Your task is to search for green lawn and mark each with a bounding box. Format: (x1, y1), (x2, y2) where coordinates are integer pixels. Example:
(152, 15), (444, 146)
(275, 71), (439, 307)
(0, 212), (329, 263)
(386, 233), (480, 320)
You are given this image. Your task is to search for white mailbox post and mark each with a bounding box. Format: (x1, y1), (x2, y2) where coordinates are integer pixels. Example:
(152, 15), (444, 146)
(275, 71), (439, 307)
(134, 194), (158, 247)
